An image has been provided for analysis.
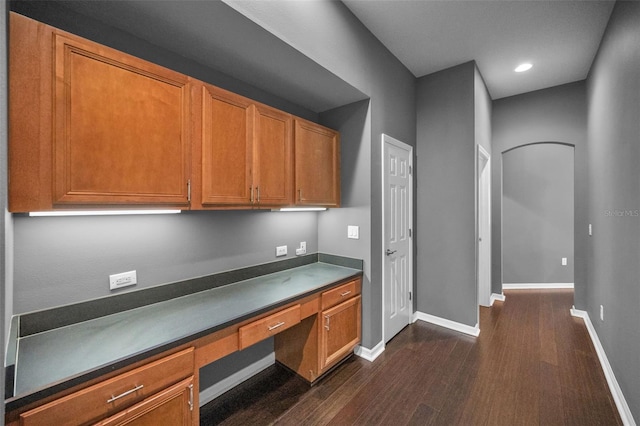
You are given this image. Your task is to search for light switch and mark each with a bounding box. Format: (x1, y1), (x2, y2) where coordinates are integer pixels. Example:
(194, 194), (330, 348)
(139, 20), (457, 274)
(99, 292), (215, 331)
(347, 225), (359, 239)
(562, 257), (567, 266)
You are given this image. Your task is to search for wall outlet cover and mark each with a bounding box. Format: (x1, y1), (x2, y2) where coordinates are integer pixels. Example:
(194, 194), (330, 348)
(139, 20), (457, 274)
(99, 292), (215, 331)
(276, 245), (287, 257)
(109, 270), (137, 290)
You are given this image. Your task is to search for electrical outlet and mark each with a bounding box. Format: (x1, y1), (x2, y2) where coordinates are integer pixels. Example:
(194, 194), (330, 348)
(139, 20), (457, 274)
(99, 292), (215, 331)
(276, 245), (287, 257)
(109, 270), (137, 290)
(296, 241), (307, 256)
(600, 305), (604, 321)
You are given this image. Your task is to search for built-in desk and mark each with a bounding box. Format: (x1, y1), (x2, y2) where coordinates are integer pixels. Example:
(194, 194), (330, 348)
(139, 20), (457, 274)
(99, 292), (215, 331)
(5, 254), (363, 425)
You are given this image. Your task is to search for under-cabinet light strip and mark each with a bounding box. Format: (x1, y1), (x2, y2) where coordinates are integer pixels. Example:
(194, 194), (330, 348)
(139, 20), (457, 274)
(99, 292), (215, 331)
(28, 210), (182, 217)
(275, 207), (327, 212)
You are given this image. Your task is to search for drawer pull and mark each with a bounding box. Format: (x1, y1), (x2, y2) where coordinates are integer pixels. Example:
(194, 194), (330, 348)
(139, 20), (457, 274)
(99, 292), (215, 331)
(107, 384), (144, 404)
(340, 291), (352, 297)
(268, 321), (286, 331)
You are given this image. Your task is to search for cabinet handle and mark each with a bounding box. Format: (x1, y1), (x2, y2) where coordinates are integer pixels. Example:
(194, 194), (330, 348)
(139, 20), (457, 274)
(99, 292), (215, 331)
(340, 291), (352, 297)
(324, 315), (330, 331)
(298, 189), (302, 201)
(256, 186), (260, 202)
(250, 187), (254, 203)
(107, 384), (144, 404)
(188, 384), (194, 411)
(268, 321), (285, 331)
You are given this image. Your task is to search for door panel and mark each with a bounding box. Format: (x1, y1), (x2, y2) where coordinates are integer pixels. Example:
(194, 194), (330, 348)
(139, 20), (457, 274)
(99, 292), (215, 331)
(254, 105), (292, 206)
(53, 33), (190, 205)
(201, 85), (253, 205)
(383, 135), (413, 343)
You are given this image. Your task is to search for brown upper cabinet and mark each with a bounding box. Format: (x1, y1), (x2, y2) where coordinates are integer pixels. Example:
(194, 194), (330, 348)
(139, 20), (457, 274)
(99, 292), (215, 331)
(193, 83), (292, 208)
(294, 119), (341, 207)
(9, 13), (191, 212)
(8, 12), (339, 213)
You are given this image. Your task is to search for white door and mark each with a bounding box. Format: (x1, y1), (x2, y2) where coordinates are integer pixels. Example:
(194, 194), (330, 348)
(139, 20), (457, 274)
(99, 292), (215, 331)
(382, 134), (413, 343)
(478, 146), (491, 307)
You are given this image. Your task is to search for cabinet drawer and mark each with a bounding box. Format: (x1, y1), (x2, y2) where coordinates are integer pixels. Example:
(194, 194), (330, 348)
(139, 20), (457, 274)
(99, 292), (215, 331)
(19, 348), (194, 426)
(239, 305), (301, 350)
(322, 279), (360, 310)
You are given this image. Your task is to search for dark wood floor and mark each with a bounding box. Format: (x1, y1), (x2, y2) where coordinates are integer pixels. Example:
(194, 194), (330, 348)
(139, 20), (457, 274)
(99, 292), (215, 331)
(200, 290), (622, 425)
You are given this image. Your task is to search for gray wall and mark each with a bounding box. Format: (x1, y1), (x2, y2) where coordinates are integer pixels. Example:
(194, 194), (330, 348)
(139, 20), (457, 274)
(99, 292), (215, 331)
(492, 82), (587, 307)
(8, 0), (416, 403)
(14, 211), (319, 313)
(586, 0), (640, 419)
(475, 66), (492, 155)
(319, 99), (373, 336)
(225, 0), (417, 348)
(502, 144), (574, 284)
(416, 62), (478, 327)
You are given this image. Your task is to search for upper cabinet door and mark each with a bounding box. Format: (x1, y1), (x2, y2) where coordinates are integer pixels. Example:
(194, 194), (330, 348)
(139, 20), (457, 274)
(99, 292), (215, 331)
(200, 84), (253, 206)
(294, 119), (340, 207)
(53, 33), (191, 206)
(254, 105), (293, 207)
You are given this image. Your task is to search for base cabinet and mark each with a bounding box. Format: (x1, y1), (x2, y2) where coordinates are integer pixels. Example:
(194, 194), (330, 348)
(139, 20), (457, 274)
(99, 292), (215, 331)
(320, 295), (362, 371)
(275, 278), (361, 382)
(14, 348), (195, 426)
(96, 377), (194, 426)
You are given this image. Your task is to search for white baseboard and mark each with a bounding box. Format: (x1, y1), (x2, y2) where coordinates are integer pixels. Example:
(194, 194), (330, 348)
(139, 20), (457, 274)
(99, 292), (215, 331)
(490, 293), (506, 306)
(413, 311), (480, 337)
(354, 340), (385, 362)
(503, 283), (574, 289)
(199, 352), (275, 407)
(570, 308), (636, 426)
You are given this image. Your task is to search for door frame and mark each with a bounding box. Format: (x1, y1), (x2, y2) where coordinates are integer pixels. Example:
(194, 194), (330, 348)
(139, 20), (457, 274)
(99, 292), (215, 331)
(477, 145), (491, 308)
(381, 133), (414, 343)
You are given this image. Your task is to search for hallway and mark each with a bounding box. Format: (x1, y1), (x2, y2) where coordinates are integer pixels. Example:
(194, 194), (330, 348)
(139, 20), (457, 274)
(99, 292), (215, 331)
(201, 289), (621, 425)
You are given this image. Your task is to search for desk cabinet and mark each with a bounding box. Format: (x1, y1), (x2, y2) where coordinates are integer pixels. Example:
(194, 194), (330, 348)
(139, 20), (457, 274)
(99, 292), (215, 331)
(320, 295), (362, 371)
(16, 348), (195, 426)
(5, 273), (361, 425)
(275, 277), (361, 382)
(96, 377), (194, 426)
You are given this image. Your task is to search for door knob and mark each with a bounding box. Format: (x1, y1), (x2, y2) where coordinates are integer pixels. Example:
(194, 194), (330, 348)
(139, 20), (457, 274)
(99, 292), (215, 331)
(386, 249), (396, 256)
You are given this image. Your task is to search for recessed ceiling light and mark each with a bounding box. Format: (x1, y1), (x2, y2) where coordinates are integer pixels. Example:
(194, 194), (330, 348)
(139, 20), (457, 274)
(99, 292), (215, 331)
(515, 63), (533, 73)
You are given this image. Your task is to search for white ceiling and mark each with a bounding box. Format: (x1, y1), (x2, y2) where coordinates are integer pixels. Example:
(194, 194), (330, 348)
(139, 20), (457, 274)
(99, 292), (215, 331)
(342, 0), (615, 99)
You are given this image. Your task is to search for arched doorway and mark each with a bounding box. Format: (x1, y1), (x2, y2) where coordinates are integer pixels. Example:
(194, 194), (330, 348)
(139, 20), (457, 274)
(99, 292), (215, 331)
(501, 143), (575, 292)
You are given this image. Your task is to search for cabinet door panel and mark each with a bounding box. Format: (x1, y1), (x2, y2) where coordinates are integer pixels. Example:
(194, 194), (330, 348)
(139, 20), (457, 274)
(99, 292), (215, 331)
(201, 85), (253, 205)
(254, 105), (292, 206)
(96, 377), (193, 426)
(54, 34), (190, 206)
(320, 295), (361, 371)
(294, 120), (340, 206)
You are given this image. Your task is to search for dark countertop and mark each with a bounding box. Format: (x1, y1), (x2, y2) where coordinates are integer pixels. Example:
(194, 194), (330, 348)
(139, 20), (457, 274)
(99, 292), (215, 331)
(6, 259), (362, 410)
